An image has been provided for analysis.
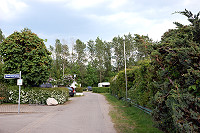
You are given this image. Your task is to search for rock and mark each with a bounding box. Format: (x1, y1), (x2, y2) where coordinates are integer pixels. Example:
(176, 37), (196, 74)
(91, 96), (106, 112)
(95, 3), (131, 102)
(46, 98), (58, 106)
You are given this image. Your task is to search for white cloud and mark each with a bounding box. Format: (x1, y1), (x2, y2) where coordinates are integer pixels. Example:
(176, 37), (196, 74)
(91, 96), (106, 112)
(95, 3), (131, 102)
(147, 20), (176, 41)
(108, 0), (129, 10)
(64, 0), (106, 10)
(86, 10), (178, 41)
(183, 0), (199, 6)
(37, 0), (66, 2)
(0, 0), (28, 21)
(87, 11), (153, 28)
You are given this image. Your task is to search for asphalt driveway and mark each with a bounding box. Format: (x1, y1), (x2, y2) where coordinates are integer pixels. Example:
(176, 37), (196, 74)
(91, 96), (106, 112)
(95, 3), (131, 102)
(0, 92), (116, 133)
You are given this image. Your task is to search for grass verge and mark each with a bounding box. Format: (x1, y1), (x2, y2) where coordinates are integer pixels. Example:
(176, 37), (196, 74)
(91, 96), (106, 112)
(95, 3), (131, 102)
(104, 93), (162, 133)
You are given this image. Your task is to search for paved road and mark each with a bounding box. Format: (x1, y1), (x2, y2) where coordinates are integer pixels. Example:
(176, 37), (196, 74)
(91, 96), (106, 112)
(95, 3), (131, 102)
(0, 92), (116, 133)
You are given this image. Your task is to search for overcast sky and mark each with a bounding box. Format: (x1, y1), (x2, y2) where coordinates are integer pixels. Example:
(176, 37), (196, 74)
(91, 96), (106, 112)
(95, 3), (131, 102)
(0, 0), (199, 48)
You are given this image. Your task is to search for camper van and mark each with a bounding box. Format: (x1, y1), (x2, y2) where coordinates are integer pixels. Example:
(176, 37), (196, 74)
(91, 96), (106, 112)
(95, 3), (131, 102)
(98, 82), (110, 87)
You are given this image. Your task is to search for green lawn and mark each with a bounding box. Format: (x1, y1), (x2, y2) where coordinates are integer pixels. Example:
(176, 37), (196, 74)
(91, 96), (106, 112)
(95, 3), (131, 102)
(104, 93), (162, 133)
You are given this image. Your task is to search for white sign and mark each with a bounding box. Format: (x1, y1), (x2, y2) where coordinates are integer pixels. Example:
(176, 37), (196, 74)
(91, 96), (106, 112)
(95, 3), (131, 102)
(17, 79), (23, 85)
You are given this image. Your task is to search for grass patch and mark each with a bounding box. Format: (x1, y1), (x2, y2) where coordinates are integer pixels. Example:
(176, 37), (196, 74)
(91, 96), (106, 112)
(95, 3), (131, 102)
(104, 93), (162, 133)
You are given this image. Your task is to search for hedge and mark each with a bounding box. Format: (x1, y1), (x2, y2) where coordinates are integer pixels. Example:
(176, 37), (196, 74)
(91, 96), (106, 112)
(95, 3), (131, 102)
(3, 86), (69, 104)
(110, 68), (137, 99)
(0, 83), (9, 104)
(75, 87), (83, 92)
(93, 87), (110, 93)
(110, 10), (200, 132)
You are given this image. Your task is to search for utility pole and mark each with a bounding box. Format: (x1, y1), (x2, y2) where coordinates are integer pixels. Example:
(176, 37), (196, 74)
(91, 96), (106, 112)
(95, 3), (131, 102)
(63, 63), (64, 77)
(123, 39), (128, 100)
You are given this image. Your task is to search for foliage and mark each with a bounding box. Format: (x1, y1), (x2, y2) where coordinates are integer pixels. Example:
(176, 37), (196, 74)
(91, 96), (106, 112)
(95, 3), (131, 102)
(5, 86), (69, 104)
(73, 39), (87, 85)
(75, 87), (83, 92)
(0, 28), (5, 43)
(112, 36), (125, 72)
(0, 28), (5, 62)
(49, 39), (70, 79)
(0, 28), (52, 86)
(151, 9), (200, 132)
(85, 64), (99, 87)
(0, 62), (4, 82)
(62, 74), (74, 87)
(0, 83), (9, 104)
(128, 59), (157, 108)
(87, 40), (96, 65)
(74, 39), (87, 64)
(110, 68), (136, 99)
(92, 87), (110, 93)
(95, 37), (106, 82)
(109, 9), (200, 133)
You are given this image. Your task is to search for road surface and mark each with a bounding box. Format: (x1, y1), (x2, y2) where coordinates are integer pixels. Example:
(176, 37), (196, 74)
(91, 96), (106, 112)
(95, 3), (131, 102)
(0, 92), (116, 133)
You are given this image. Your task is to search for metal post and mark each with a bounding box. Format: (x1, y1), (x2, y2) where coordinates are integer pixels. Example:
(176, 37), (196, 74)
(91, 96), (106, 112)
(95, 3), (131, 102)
(18, 71), (21, 114)
(123, 39), (128, 100)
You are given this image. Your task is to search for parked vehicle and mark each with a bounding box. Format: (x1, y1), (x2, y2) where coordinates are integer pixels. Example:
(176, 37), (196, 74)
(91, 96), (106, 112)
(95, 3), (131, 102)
(67, 87), (76, 97)
(98, 82), (110, 87)
(71, 87), (76, 94)
(87, 86), (92, 91)
(67, 87), (74, 97)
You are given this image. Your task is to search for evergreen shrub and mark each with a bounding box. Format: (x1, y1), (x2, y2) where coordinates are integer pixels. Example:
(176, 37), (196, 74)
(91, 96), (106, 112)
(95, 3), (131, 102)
(93, 87), (110, 93)
(151, 10), (200, 132)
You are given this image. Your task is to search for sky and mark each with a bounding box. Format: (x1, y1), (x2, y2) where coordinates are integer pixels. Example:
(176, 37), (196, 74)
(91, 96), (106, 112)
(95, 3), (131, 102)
(0, 0), (199, 48)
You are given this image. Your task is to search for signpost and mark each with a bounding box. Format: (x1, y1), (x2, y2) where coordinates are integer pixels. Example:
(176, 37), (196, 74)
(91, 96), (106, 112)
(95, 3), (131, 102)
(4, 74), (20, 79)
(4, 71), (22, 114)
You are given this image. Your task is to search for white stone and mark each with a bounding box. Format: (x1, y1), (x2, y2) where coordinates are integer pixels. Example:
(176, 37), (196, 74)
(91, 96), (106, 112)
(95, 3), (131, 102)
(46, 98), (58, 106)
(76, 93), (84, 96)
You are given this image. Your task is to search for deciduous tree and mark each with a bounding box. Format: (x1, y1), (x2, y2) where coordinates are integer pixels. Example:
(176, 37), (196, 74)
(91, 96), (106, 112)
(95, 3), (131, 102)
(0, 28), (52, 86)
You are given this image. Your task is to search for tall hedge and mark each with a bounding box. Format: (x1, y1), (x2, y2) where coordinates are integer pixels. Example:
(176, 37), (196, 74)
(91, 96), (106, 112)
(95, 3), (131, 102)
(93, 87), (110, 93)
(110, 68), (137, 99)
(110, 9), (200, 133)
(151, 10), (200, 132)
(128, 59), (157, 108)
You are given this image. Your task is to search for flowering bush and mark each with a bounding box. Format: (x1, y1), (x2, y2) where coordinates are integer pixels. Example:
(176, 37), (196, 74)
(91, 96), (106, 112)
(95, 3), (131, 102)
(6, 86), (69, 104)
(62, 74), (74, 87)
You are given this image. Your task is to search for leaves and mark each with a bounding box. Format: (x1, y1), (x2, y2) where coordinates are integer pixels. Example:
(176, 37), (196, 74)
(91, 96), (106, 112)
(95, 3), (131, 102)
(151, 10), (200, 132)
(0, 28), (52, 86)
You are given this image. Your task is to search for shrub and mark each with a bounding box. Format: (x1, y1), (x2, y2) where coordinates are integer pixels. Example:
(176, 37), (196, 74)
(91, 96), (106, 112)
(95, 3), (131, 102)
(75, 87), (83, 93)
(110, 67), (138, 99)
(151, 10), (200, 132)
(93, 87), (110, 93)
(0, 83), (9, 104)
(6, 86), (69, 104)
(128, 59), (157, 108)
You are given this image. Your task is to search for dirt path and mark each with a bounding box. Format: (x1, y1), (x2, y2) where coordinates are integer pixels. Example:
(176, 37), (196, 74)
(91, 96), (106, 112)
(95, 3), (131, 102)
(0, 92), (116, 133)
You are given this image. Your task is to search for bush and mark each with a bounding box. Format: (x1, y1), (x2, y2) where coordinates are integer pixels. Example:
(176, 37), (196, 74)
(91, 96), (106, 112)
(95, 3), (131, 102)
(110, 68), (137, 99)
(75, 87), (83, 92)
(0, 83), (9, 104)
(5, 86), (69, 104)
(93, 87), (110, 93)
(151, 10), (200, 132)
(128, 59), (157, 108)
